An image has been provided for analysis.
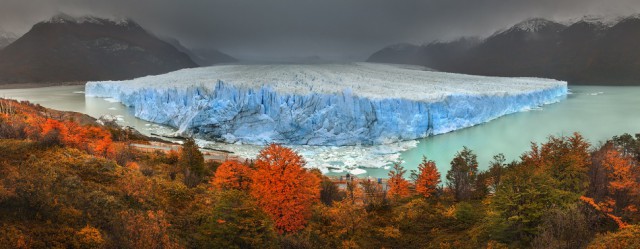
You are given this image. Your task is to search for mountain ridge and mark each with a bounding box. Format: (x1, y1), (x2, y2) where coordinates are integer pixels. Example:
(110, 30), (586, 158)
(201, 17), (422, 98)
(368, 15), (640, 85)
(0, 14), (198, 84)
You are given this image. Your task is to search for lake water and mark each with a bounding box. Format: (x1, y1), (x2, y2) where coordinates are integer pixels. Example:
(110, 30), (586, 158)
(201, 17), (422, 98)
(1, 85), (638, 179)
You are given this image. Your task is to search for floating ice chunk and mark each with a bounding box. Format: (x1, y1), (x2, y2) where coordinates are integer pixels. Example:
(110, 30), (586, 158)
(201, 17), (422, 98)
(349, 168), (367, 175)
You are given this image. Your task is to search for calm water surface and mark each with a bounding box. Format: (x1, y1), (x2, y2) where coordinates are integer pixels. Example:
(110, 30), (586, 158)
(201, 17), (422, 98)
(1, 85), (638, 178)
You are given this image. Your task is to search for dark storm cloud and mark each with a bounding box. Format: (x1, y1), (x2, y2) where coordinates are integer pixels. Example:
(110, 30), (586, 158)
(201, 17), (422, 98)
(1, 0), (639, 60)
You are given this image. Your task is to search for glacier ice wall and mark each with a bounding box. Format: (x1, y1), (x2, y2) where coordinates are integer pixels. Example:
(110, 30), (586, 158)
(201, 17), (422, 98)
(85, 63), (568, 146)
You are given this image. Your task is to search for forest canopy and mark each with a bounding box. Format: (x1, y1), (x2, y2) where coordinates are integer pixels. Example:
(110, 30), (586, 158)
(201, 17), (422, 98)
(0, 99), (638, 248)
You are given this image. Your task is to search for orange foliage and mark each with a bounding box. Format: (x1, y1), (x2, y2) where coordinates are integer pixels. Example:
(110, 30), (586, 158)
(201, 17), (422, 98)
(591, 146), (640, 222)
(41, 119), (64, 136)
(121, 210), (182, 249)
(126, 162), (141, 171)
(587, 225), (640, 249)
(580, 196), (628, 229)
(119, 170), (152, 204)
(211, 160), (253, 191)
(415, 157), (441, 198)
(602, 148), (636, 194)
(75, 225), (105, 248)
(387, 162), (411, 199)
(521, 132), (591, 193)
(250, 144), (320, 234)
(0, 99), (117, 158)
(35, 117), (116, 157)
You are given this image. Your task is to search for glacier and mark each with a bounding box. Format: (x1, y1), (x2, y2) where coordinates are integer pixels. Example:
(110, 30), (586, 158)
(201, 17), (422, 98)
(85, 63), (568, 146)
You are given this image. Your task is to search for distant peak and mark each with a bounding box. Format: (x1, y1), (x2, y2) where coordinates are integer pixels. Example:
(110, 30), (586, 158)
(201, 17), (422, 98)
(511, 18), (561, 32)
(566, 15), (619, 28)
(617, 13), (640, 24)
(488, 18), (565, 37)
(45, 13), (138, 27)
(0, 29), (18, 39)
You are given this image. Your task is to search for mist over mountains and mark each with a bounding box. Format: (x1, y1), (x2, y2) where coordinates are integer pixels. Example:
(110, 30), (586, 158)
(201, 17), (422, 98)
(369, 15), (640, 85)
(2, 13), (640, 85)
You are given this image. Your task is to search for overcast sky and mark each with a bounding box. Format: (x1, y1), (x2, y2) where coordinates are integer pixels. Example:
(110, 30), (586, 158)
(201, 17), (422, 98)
(1, 0), (639, 61)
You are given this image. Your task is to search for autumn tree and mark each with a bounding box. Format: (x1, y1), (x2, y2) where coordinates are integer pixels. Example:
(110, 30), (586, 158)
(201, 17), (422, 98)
(611, 133), (640, 162)
(75, 225), (105, 249)
(387, 162), (411, 199)
(319, 175), (342, 206)
(196, 190), (277, 248)
(307, 198), (368, 247)
(490, 135), (592, 246)
(587, 143), (639, 223)
(446, 147), (478, 202)
(120, 210), (181, 249)
(345, 177), (364, 205)
(178, 138), (205, 188)
(491, 163), (566, 245)
(39, 119), (64, 146)
(360, 179), (387, 210)
(600, 146), (638, 217)
(211, 160), (253, 191)
(522, 133), (591, 196)
(250, 144), (320, 234)
(587, 225), (640, 249)
(413, 156), (440, 198)
(531, 206), (591, 249)
(487, 153), (506, 193)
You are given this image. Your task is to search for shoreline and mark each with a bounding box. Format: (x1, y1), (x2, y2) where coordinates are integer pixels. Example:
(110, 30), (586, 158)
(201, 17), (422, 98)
(0, 81), (86, 90)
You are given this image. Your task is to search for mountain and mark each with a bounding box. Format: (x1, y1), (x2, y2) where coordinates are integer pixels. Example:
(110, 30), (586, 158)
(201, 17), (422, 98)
(368, 16), (640, 85)
(0, 30), (18, 49)
(162, 37), (236, 66)
(451, 19), (566, 77)
(0, 14), (197, 84)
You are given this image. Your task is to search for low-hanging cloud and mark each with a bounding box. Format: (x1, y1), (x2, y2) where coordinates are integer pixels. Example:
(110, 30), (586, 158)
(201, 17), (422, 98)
(1, 0), (639, 61)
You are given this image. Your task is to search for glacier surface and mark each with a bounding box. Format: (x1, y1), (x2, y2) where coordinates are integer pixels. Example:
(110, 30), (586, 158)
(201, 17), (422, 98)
(85, 63), (568, 146)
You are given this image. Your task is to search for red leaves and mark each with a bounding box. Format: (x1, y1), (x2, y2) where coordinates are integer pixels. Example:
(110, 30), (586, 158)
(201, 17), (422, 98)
(415, 157), (441, 198)
(211, 160), (253, 191)
(38, 118), (115, 157)
(601, 148), (636, 194)
(588, 145), (640, 224)
(387, 162), (411, 199)
(250, 144), (320, 234)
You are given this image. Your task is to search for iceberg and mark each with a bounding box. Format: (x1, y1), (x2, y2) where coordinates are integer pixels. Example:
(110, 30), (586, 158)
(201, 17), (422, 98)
(85, 63), (568, 146)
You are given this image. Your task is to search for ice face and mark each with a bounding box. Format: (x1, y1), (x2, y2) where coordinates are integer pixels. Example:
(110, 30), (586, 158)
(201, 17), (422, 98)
(85, 63), (568, 146)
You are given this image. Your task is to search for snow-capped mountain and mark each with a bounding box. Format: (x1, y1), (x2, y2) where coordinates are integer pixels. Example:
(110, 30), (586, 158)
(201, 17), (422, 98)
(0, 14), (197, 84)
(0, 30), (17, 49)
(46, 13), (135, 26)
(368, 15), (640, 85)
(495, 18), (567, 34)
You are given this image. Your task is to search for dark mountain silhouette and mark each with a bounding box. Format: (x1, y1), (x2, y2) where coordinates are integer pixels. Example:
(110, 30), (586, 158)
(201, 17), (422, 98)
(0, 14), (197, 84)
(368, 16), (640, 85)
